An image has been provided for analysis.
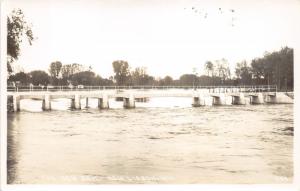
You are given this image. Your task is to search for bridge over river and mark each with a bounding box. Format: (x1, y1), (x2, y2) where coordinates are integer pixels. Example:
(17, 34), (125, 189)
(7, 85), (293, 112)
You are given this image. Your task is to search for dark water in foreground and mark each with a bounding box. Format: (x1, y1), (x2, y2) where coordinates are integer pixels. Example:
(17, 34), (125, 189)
(7, 98), (293, 184)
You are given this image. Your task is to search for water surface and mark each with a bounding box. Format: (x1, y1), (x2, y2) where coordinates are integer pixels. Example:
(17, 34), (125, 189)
(7, 98), (293, 184)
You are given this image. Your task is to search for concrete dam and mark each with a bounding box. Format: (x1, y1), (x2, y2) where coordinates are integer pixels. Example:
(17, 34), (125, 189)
(7, 86), (293, 112)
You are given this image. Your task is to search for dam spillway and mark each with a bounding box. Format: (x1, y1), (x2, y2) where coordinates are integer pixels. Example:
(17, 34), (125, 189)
(7, 85), (293, 112)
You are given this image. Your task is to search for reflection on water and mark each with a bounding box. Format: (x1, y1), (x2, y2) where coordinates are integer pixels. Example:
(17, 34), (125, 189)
(7, 98), (293, 184)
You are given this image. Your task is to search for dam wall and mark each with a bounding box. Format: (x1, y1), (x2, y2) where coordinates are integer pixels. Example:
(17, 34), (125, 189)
(7, 91), (293, 112)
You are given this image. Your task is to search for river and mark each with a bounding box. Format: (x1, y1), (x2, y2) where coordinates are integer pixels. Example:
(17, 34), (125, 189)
(7, 97), (293, 184)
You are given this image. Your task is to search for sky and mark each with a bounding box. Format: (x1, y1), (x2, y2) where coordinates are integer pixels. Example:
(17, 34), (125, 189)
(6, 0), (300, 79)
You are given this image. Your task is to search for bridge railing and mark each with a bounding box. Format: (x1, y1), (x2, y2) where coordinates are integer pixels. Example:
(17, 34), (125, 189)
(7, 85), (277, 93)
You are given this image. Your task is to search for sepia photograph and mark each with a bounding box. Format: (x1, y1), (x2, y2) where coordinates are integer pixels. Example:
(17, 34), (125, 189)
(0, 0), (299, 190)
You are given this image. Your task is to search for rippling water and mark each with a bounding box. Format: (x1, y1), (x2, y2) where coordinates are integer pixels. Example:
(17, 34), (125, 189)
(7, 97), (293, 184)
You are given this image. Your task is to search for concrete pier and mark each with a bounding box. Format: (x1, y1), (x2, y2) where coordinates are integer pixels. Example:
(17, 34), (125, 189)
(232, 93), (246, 105)
(85, 97), (89, 108)
(98, 94), (109, 109)
(212, 93), (226, 105)
(250, 93), (264, 104)
(265, 92), (293, 104)
(123, 94), (135, 108)
(192, 93), (205, 107)
(6, 88), (293, 112)
(71, 94), (81, 109)
(13, 95), (20, 112)
(192, 97), (201, 107)
(42, 94), (51, 111)
(266, 94), (277, 103)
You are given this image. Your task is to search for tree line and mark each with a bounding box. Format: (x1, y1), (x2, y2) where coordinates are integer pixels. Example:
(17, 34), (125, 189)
(7, 9), (293, 91)
(202, 46), (293, 90)
(8, 62), (113, 86)
(7, 46), (294, 91)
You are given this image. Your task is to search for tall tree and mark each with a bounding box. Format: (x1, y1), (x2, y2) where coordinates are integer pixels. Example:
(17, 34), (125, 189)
(250, 47), (293, 90)
(7, 9), (34, 74)
(205, 61), (214, 77)
(162, 75), (173, 86)
(279, 47), (293, 90)
(49, 61), (62, 85)
(179, 74), (197, 86)
(61, 63), (84, 81)
(71, 71), (96, 86)
(251, 58), (265, 84)
(92, 75), (113, 86)
(235, 61), (252, 85)
(49, 61), (62, 78)
(204, 61), (215, 85)
(8, 72), (31, 85)
(130, 67), (154, 85)
(29, 70), (49, 86)
(112, 60), (130, 85)
(215, 59), (231, 84)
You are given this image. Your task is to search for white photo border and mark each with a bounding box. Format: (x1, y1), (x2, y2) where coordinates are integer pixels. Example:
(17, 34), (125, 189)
(0, 0), (299, 191)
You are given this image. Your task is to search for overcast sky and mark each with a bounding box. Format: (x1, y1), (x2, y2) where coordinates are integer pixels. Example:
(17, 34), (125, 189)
(6, 0), (300, 79)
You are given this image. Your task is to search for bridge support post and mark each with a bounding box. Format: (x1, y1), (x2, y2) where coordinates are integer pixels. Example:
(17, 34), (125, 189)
(13, 95), (20, 112)
(213, 93), (226, 105)
(42, 94), (51, 111)
(192, 93), (205, 107)
(85, 97), (89, 108)
(266, 92), (293, 104)
(123, 94), (135, 108)
(232, 93), (246, 105)
(98, 94), (109, 109)
(250, 93), (264, 104)
(266, 94), (277, 103)
(71, 94), (81, 109)
(192, 97), (200, 107)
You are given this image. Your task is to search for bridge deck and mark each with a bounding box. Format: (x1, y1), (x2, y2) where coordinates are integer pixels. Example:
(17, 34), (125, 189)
(7, 85), (277, 92)
(7, 90), (279, 100)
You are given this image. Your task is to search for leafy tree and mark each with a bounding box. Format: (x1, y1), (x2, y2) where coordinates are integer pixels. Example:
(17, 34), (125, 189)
(266, 47), (293, 90)
(198, 75), (213, 86)
(98, 77), (114, 86)
(8, 72), (31, 85)
(71, 71), (96, 86)
(29, 70), (49, 86)
(49, 61), (62, 78)
(112, 60), (130, 85)
(7, 9), (34, 74)
(179, 74), (197, 86)
(251, 58), (265, 84)
(162, 75), (173, 86)
(61, 63), (84, 82)
(235, 61), (252, 85)
(130, 67), (154, 85)
(215, 59), (231, 83)
(279, 47), (293, 90)
(49, 61), (62, 85)
(205, 61), (214, 77)
(131, 67), (144, 85)
(93, 75), (113, 86)
(250, 47), (293, 90)
(61, 64), (72, 80)
(204, 61), (215, 85)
